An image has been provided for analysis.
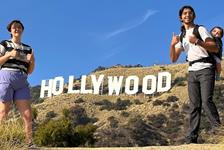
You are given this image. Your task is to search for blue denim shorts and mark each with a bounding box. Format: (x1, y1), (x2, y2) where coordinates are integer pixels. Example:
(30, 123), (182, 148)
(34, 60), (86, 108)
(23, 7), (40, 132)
(0, 70), (31, 102)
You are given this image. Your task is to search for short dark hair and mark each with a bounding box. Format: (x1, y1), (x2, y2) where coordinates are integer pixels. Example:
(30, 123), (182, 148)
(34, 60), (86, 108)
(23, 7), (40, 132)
(211, 26), (223, 38)
(7, 20), (24, 32)
(179, 5), (196, 22)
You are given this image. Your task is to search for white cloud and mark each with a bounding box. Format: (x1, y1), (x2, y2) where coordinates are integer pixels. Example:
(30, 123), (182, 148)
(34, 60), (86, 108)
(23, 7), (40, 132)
(106, 9), (158, 39)
(101, 46), (123, 61)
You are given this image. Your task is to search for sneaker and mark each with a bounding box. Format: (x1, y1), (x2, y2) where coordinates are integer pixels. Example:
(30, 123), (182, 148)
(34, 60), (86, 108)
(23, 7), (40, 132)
(26, 142), (38, 149)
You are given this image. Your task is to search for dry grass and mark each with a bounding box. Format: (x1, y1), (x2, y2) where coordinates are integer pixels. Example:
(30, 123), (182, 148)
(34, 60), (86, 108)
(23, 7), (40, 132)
(0, 119), (26, 149)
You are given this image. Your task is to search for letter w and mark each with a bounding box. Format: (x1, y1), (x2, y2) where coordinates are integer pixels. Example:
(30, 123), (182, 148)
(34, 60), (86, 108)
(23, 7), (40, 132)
(108, 76), (123, 95)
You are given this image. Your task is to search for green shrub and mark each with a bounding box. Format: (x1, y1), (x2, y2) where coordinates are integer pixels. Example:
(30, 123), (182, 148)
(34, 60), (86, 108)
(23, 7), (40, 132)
(74, 124), (97, 146)
(94, 99), (113, 111)
(67, 105), (90, 125)
(107, 116), (119, 128)
(166, 96), (179, 103)
(133, 99), (143, 105)
(34, 118), (97, 147)
(34, 118), (72, 147)
(62, 108), (70, 118)
(114, 99), (132, 110)
(45, 110), (57, 119)
(121, 111), (129, 117)
(152, 99), (164, 106)
(94, 98), (132, 111)
(74, 98), (84, 103)
(32, 107), (38, 120)
(37, 98), (45, 104)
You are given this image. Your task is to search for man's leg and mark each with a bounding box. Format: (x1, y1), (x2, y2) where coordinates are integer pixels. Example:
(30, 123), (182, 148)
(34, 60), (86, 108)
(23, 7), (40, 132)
(186, 71), (201, 143)
(199, 68), (221, 128)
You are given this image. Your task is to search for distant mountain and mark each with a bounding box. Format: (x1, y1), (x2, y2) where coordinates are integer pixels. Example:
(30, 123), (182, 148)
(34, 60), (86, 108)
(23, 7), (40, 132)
(30, 85), (41, 103)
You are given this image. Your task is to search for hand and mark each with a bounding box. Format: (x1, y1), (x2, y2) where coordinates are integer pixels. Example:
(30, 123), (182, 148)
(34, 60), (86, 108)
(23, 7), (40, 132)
(27, 52), (34, 63)
(171, 32), (180, 46)
(189, 35), (197, 44)
(9, 49), (18, 58)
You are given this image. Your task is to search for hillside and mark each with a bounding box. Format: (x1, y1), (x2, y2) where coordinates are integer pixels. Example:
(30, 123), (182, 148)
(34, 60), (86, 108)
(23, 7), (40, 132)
(30, 61), (224, 148)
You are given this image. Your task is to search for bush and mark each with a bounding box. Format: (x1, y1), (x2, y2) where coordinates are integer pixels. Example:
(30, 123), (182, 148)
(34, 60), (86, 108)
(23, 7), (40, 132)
(34, 118), (97, 147)
(74, 124), (97, 146)
(62, 108), (70, 118)
(172, 77), (186, 86)
(95, 116), (168, 147)
(107, 116), (119, 128)
(127, 115), (142, 125)
(94, 99), (113, 111)
(171, 103), (179, 109)
(121, 111), (129, 117)
(34, 118), (71, 147)
(152, 99), (164, 106)
(32, 107), (38, 120)
(114, 98), (132, 110)
(92, 66), (107, 73)
(94, 127), (133, 147)
(30, 85), (41, 103)
(74, 98), (84, 103)
(166, 96), (179, 103)
(67, 105), (90, 125)
(94, 99), (132, 111)
(45, 111), (57, 119)
(147, 113), (167, 128)
(133, 99), (143, 105)
(63, 105), (97, 125)
(162, 102), (171, 107)
(124, 64), (143, 68)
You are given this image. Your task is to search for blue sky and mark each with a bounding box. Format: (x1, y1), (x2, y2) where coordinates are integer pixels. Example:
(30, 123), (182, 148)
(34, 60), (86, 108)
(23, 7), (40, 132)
(0, 0), (224, 86)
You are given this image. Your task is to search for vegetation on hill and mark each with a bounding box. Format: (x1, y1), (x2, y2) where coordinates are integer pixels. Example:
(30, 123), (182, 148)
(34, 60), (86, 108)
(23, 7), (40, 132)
(1, 62), (224, 149)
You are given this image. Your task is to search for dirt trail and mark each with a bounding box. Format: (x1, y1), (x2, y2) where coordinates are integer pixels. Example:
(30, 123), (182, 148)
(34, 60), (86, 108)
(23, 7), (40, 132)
(41, 144), (224, 150)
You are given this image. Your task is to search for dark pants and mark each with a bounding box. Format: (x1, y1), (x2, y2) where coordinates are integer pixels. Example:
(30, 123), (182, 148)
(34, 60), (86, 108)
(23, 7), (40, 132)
(187, 68), (221, 140)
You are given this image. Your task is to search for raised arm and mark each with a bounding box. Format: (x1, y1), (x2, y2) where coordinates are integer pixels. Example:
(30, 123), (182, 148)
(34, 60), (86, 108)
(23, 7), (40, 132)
(170, 33), (183, 62)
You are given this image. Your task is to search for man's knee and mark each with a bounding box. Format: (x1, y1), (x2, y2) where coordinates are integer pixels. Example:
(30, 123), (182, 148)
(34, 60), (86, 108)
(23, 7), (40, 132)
(22, 109), (32, 122)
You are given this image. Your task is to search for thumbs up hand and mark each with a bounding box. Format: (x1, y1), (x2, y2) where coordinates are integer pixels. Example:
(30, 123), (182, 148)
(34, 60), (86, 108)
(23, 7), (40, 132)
(171, 32), (180, 46)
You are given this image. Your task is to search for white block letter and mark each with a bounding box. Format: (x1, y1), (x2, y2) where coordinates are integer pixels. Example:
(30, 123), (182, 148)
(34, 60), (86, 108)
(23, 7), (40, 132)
(68, 75), (80, 94)
(125, 76), (139, 95)
(52, 76), (64, 95)
(108, 76), (123, 95)
(81, 75), (92, 94)
(157, 72), (171, 92)
(142, 75), (157, 94)
(91, 75), (104, 94)
(40, 79), (53, 98)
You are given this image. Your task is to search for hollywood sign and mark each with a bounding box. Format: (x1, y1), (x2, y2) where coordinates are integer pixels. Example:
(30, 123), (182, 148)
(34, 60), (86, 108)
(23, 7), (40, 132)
(40, 72), (171, 98)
